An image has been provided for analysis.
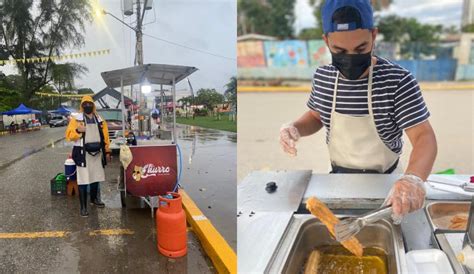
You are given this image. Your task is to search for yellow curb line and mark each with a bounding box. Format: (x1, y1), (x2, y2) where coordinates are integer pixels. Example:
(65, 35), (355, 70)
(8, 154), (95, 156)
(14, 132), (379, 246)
(89, 229), (135, 236)
(0, 231), (69, 239)
(179, 189), (236, 274)
(238, 85), (474, 92)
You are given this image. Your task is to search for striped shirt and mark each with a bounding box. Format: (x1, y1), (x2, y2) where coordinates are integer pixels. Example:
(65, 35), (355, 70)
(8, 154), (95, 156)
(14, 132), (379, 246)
(307, 56), (430, 154)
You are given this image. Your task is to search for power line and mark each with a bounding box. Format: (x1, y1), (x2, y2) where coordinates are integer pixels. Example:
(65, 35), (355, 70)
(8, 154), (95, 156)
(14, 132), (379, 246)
(142, 32), (236, 61)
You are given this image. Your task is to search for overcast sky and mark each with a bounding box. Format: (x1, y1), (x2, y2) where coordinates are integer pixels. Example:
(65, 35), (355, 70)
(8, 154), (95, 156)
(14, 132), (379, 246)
(294, 0), (464, 33)
(2, 0), (236, 95)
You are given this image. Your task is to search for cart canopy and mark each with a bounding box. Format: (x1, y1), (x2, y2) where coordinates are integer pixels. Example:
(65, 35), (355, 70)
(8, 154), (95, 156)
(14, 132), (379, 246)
(100, 63), (198, 88)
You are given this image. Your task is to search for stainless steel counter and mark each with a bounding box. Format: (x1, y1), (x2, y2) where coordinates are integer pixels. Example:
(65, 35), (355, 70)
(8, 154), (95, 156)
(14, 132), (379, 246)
(237, 171), (473, 273)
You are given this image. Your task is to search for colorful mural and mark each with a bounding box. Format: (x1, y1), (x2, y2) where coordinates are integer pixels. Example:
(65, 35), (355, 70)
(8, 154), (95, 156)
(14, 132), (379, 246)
(307, 40), (331, 67)
(237, 41), (266, 68)
(263, 40), (308, 67)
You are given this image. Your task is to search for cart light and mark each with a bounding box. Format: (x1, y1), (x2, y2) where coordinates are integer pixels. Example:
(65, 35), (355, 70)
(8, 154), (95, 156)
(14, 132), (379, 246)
(141, 78), (151, 94)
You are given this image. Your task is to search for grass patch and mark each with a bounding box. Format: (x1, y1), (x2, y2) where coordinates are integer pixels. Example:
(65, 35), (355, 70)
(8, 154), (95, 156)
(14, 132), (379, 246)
(176, 115), (236, 132)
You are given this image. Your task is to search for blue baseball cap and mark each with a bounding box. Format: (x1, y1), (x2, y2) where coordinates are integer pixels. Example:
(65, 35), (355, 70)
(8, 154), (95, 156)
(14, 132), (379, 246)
(322, 0), (374, 34)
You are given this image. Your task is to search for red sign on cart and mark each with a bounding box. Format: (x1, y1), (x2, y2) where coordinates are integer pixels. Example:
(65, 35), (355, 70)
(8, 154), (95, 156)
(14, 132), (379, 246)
(125, 145), (177, 197)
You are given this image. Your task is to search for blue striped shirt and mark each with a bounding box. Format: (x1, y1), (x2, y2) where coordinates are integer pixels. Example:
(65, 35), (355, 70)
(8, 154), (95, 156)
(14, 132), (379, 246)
(307, 56), (430, 154)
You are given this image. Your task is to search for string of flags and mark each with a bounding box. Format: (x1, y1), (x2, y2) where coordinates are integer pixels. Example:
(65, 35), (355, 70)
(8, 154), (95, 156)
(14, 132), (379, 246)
(35, 92), (94, 98)
(0, 49), (111, 65)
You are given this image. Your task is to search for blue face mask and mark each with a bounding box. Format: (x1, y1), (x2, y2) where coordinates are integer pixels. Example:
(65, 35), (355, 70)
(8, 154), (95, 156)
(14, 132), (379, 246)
(330, 51), (372, 80)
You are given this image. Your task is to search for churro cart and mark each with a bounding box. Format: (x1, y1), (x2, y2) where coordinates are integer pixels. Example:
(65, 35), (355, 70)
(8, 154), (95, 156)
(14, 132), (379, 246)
(100, 64), (198, 215)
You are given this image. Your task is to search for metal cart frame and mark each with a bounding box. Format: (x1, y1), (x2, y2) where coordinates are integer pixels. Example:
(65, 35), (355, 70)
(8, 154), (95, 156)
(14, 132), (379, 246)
(100, 64), (198, 216)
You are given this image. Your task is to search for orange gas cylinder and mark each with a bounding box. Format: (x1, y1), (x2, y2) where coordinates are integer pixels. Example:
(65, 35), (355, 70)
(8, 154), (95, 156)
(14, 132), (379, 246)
(156, 192), (187, 257)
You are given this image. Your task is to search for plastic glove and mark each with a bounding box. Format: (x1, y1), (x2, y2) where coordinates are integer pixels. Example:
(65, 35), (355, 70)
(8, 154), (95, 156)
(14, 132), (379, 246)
(383, 174), (426, 225)
(279, 123), (301, 156)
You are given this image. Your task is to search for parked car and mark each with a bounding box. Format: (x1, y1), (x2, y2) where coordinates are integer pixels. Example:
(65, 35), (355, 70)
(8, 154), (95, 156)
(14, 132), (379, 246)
(49, 116), (68, 127)
(96, 108), (125, 153)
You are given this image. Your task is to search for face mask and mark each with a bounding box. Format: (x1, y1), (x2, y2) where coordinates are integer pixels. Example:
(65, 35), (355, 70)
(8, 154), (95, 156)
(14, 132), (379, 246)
(330, 51), (372, 80)
(83, 105), (94, 114)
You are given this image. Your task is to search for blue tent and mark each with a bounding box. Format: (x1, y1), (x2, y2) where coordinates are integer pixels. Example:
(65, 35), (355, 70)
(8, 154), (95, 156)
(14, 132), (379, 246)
(2, 104), (42, 116)
(49, 105), (75, 115)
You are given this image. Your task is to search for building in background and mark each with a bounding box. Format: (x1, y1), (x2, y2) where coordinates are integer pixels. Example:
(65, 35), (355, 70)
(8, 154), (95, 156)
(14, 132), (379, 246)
(462, 0), (474, 28)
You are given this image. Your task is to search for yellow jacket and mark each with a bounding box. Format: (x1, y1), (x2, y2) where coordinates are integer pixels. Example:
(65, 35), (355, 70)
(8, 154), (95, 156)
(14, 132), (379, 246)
(65, 95), (111, 153)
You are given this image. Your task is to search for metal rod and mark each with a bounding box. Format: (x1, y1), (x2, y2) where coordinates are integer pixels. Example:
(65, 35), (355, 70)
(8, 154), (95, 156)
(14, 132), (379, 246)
(103, 11), (137, 31)
(172, 77), (176, 144)
(120, 75), (127, 198)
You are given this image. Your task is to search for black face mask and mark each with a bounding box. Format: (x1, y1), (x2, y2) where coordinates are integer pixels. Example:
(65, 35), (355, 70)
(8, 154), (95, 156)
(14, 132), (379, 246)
(330, 51), (372, 80)
(83, 105), (94, 114)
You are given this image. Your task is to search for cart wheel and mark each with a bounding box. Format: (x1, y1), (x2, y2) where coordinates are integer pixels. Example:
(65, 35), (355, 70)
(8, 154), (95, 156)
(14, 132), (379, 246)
(119, 166), (126, 208)
(120, 190), (126, 208)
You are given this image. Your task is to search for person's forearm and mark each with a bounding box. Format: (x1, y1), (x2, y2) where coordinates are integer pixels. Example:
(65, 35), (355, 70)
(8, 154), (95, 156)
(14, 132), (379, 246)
(293, 111), (323, 137)
(405, 132), (437, 181)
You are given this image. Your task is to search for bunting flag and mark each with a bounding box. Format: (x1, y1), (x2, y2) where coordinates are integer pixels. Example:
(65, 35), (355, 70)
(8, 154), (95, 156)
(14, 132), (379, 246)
(35, 92), (94, 98)
(0, 49), (111, 65)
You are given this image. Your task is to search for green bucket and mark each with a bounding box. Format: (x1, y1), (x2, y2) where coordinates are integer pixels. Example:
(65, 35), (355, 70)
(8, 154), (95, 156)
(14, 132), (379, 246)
(435, 168), (456, 175)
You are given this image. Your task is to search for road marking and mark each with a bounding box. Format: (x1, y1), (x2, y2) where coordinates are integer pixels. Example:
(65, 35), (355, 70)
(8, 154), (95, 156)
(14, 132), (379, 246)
(89, 229), (135, 236)
(0, 231), (69, 239)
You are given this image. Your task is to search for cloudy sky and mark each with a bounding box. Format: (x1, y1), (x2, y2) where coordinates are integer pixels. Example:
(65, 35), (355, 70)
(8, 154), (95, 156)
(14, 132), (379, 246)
(2, 0), (236, 95)
(294, 0), (464, 33)
(83, 0), (236, 94)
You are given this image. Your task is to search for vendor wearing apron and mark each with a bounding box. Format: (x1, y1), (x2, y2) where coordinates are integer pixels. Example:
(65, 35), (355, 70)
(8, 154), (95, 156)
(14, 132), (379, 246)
(66, 96), (111, 217)
(279, 0), (437, 223)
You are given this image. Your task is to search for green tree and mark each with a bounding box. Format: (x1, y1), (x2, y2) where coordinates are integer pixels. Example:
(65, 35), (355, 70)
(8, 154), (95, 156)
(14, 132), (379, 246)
(238, 0), (295, 38)
(29, 84), (60, 111)
(77, 88), (94, 94)
(194, 89), (225, 110)
(462, 24), (474, 33)
(224, 77), (237, 112)
(298, 28), (323, 40)
(0, 0), (91, 101)
(178, 95), (194, 107)
(377, 15), (442, 59)
(51, 63), (88, 93)
(0, 75), (23, 111)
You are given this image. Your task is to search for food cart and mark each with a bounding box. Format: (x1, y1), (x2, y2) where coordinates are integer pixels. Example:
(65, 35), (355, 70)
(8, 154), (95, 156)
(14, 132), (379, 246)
(238, 171), (474, 273)
(100, 64), (198, 215)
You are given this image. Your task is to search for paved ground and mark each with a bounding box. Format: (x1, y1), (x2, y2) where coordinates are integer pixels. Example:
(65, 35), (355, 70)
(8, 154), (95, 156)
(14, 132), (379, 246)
(0, 126), (66, 168)
(238, 90), (474, 182)
(0, 125), (236, 273)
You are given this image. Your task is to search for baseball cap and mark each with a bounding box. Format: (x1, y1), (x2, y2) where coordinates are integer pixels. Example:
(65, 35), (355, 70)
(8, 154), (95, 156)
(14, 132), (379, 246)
(322, 0), (374, 34)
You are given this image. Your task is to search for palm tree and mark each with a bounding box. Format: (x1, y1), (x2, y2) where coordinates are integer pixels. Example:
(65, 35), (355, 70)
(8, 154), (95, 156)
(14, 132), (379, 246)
(50, 62), (88, 106)
(224, 76), (237, 113)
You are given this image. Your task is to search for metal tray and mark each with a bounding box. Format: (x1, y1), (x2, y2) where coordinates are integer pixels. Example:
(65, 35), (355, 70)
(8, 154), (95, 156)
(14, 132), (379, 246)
(425, 201), (470, 232)
(267, 215), (407, 273)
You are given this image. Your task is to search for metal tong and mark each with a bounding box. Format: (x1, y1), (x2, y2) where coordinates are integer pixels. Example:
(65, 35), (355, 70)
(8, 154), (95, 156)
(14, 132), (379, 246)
(334, 205), (393, 242)
(427, 179), (474, 193)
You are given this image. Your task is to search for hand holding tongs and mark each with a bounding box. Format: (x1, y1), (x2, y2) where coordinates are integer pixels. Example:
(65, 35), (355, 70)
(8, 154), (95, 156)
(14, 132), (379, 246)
(334, 205), (392, 242)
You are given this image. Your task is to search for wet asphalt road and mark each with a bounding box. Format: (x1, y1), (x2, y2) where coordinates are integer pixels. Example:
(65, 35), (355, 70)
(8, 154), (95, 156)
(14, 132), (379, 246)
(0, 127), (66, 168)
(0, 125), (236, 273)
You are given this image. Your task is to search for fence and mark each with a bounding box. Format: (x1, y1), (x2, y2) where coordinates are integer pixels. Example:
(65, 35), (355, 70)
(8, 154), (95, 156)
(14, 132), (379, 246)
(238, 40), (463, 81)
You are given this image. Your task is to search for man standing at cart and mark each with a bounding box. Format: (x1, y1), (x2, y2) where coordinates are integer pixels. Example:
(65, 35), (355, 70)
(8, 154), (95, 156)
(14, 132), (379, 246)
(66, 95), (111, 217)
(279, 0), (437, 223)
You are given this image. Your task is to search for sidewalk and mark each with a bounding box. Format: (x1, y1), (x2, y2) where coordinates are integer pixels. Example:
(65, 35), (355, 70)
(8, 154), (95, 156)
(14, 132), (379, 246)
(238, 81), (474, 92)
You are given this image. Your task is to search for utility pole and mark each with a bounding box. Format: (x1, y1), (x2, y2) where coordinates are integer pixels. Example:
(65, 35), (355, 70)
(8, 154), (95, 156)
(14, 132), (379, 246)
(135, 0), (144, 66)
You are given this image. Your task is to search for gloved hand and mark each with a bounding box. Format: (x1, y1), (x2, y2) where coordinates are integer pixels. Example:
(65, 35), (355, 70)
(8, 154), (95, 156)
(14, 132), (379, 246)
(279, 123), (300, 156)
(383, 174), (426, 224)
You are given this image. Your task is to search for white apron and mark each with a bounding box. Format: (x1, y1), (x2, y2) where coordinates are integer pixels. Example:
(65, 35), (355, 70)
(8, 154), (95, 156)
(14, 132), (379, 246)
(328, 64), (401, 173)
(77, 117), (106, 185)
